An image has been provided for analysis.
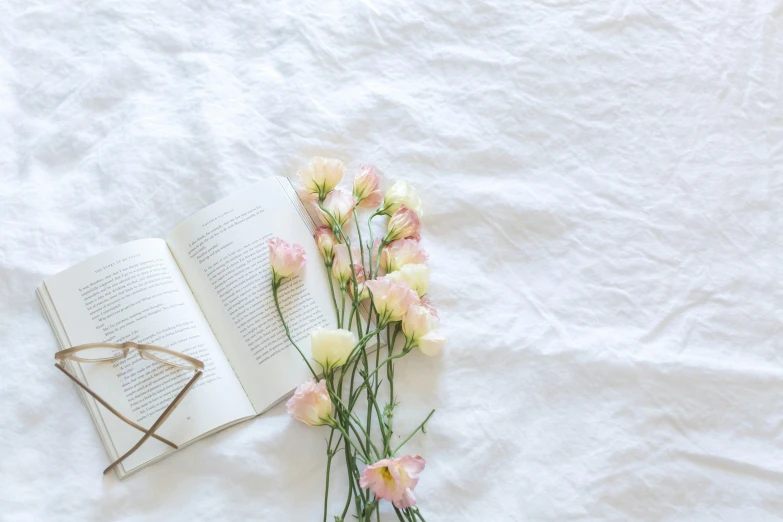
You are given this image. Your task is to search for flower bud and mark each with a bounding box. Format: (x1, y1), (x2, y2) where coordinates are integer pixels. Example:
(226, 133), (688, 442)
(383, 206), (421, 243)
(353, 165), (384, 208)
(314, 226), (337, 264)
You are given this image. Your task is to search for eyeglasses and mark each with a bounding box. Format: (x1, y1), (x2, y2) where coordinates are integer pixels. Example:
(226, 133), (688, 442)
(55, 341), (204, 475)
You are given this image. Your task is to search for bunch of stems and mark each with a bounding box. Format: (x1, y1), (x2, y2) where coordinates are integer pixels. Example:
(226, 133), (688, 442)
(273, 207), (433, 522)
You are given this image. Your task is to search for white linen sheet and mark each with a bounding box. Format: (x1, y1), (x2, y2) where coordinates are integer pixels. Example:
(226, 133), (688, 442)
(2, 1), (782, 520)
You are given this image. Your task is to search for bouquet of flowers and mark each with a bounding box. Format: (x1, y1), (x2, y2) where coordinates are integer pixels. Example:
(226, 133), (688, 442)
(268, 158), (445, 522)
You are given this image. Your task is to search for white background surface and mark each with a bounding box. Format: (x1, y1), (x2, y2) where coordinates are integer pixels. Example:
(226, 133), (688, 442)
(2, 1), (783, 520)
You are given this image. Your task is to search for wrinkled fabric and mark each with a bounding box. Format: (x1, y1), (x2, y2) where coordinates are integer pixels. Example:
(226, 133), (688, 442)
(1, 1), (783, 520)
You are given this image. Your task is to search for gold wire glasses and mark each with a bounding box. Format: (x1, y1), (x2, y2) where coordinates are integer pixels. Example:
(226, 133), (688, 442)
(54, 341), (204, 475)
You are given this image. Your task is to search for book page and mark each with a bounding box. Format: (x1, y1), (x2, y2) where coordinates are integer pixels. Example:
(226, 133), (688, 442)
(166, 178), (337, 412)
(43, 239), (255, 475)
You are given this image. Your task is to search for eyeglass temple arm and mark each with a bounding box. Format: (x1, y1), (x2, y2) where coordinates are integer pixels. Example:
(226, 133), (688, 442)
(104, 371), (203, 476)
(54, 363), (178, 450)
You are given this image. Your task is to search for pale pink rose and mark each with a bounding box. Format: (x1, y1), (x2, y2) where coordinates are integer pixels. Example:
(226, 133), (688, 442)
(315, 189), (357, 229)
(298, 157), (344, 200)
(359, 455), (426, 509)
(381, 239), (428, 274)
(353, 165), (384, 209)
(268, 237), (306, 284)
(332, 244), (364, 284)
(402, 304), (439, 342)
(286, 379), (333, 427)
(314, 226), (338, 263)
(403, 303), (445, 355)
(383, 205), (421, 243)
(365, 278), (420, 325)
(420, 297), (439, 320)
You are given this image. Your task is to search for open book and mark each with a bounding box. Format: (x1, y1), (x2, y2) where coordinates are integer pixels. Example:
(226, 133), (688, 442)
(37, 177), (345, 478)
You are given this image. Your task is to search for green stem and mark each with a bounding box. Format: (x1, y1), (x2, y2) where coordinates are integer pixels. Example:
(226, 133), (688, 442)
(333, 424), (370, 464)
(326, 262), (340, 325)
(373, 240), (385, 278)
(392, 409), (436, 456)
(324, 429), (335, 522)
(361, 346), (411, 386)
(272, 281), (317, 379)
(393, 507), (407, 522)
(366, 211), (381, 279)
(353, 208), (366, 269)
(328, 387), (382, 460)
(342, 234), (364, 338)
(340, 285), (347, 329)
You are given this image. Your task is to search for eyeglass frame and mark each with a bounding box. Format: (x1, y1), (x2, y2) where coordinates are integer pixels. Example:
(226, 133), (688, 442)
(54, 341), (204, 475)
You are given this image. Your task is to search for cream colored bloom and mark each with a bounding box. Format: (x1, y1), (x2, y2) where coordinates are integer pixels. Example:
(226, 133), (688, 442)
(310, 328), (357, 370)
(417, 331), (446, 356)
(385, 264), (429, 297)
(381, 180), (423, 217)
(298, 157), (344, 200)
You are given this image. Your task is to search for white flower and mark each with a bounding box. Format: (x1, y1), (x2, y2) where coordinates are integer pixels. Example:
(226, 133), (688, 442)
(417, 331), (446, 356)
(310, 328), (357, 370)
(381, 181), (423, 217)
(298, 157), (345, 200)
(384, 264), (430, 297)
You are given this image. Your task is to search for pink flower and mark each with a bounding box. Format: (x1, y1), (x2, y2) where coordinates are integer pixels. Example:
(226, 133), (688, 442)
(314, 226), (338, 263)
(383, 205), (421, 243)
(360, 455), (426, 509)
(315, 189), (357, 229)
(365, 278), (420, 325)
(403, 304), (446, 356)
(353, 165), (384, 209)
(332, 244), (364, 285)
(285, 379), (333, 427)
(420, 297), (439, 320)
(402, 304), (438, 343)
(298, 157), (344, 200)
(268, 237), (306, 284)
(381, 239), (428, 274)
